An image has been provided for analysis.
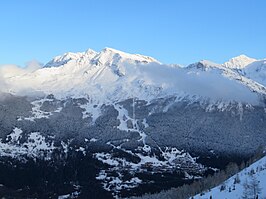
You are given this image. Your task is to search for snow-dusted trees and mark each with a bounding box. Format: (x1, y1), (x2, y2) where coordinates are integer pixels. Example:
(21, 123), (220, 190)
(242, 175), (261, 199)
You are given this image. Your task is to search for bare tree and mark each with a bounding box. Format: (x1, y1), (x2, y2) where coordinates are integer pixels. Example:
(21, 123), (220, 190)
(234, 173), (240, 184)
(242, 175), (261, 199)
(242, 179), (250, 199)
(226, 162), (239, 177)
(249, 175), (261, 199)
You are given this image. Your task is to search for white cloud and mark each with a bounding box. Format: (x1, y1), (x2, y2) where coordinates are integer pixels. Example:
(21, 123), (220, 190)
(0, 60), (42, 93)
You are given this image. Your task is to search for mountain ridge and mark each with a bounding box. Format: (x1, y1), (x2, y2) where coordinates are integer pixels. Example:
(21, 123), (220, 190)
(44, 47), (159, 68)
(222, 54), (257, 69)
(1, 48), (265, 106)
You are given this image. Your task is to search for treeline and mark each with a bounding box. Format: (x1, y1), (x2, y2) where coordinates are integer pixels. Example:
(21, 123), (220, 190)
(129, 146), (265, 199)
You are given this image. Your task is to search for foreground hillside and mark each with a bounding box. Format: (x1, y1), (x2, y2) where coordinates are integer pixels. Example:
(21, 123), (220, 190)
(194, 155), (266, 199)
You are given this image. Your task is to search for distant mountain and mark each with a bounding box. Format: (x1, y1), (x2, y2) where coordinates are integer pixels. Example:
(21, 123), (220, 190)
(222, 54), (257, 69)
(2, 48), (265, 104)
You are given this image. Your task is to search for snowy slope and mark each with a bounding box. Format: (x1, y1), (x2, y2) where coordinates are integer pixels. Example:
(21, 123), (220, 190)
(44, 49), (98, 67)
(194, 156), (266, 199)
(222, 55), (257, 69)
(243, 59), (266, 86)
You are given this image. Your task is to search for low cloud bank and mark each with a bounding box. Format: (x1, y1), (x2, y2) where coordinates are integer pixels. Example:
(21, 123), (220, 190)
(138, 63), (260, 104)
(0, 60), (42, 94)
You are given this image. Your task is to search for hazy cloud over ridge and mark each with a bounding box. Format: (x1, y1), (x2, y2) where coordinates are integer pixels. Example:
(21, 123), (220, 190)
(0, 60), (42, 93)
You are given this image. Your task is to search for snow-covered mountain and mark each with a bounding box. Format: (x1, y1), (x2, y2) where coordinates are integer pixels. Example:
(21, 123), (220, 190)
(1, 48), (265, 105)
(0, 48), (266, 198)
(243, 59), (266, 86)
(1, 47), (266, 161)
(222, 54), (257, 69)
(44, 49), (98, 67)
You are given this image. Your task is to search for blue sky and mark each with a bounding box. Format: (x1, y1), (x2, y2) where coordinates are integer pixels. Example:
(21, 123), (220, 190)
(0, 0), (265, 66)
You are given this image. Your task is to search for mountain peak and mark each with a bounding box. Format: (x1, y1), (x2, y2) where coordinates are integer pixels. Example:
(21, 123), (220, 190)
(100, 47), (159, 63)
(44, 49), (97, 67)
(187, 60), (221, 71)
(44, 48), (159, 68)
(102, 47), (123, 53)
(85, 48), (97, 55)
(222, 54), (257, 69)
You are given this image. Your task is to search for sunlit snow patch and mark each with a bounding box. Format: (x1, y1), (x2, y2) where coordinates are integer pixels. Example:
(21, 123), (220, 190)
(0, 129), (55, 160)
(22, 98), (62, 121)
(79, 101), (102, 122)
